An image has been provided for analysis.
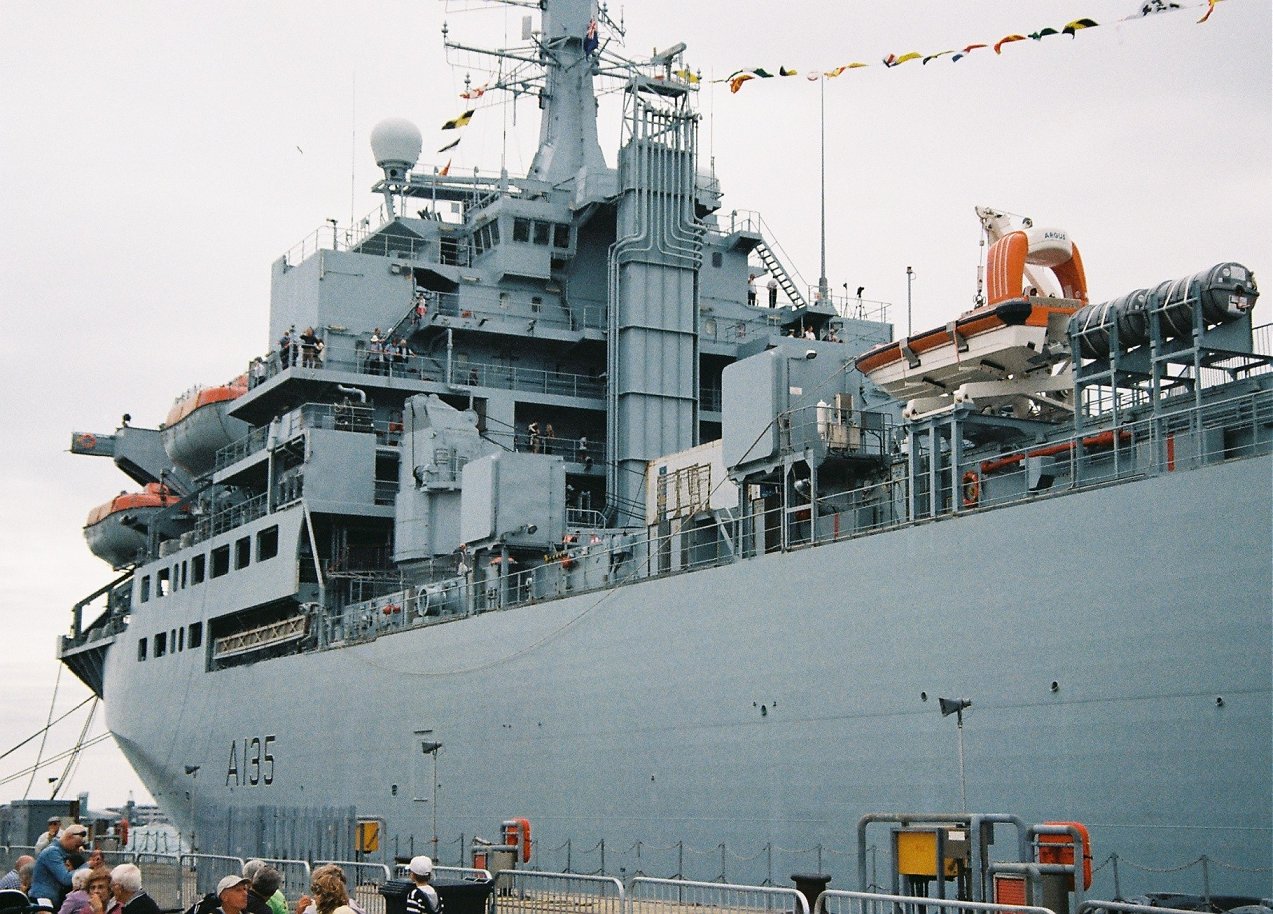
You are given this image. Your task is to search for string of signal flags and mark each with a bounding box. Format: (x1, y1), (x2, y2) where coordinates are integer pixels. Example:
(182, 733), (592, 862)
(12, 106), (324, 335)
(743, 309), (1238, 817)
(722, 0), (1223, 92)
(427, 0), (1222, 168)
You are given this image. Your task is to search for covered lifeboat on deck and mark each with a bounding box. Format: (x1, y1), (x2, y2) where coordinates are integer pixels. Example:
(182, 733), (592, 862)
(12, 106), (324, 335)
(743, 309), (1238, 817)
(160, 376), (250, 476)
(856, 225), (1088, 407)
(83, 482), (183, 568)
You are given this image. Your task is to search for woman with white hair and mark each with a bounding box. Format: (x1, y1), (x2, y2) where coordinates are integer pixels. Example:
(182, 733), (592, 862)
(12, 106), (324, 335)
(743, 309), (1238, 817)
(107, 865), (159, 914)
(58, 867), (109, 914)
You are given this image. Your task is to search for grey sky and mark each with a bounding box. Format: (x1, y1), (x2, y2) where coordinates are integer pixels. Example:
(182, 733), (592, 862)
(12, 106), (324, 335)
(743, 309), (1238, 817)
(0, 0), (1268, 809)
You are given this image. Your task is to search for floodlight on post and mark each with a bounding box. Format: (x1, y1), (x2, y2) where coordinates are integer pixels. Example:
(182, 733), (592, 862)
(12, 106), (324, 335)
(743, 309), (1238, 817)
(938, 698), (972, 810)
(418, 736), (443, 859)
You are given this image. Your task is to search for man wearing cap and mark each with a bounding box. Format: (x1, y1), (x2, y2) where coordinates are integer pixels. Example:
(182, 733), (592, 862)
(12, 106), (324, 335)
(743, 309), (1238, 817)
(404, 858), (441, 914)
(214, 877), (251, 914)
(33, 820), (61, 856)
(29, 824), (87, 907)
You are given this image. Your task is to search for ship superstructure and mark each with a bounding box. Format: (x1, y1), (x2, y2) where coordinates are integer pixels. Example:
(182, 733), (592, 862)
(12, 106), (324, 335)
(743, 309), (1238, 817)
(59, 0), (1271, 899)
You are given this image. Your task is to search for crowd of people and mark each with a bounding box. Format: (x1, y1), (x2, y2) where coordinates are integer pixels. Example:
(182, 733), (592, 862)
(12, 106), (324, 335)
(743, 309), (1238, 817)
(2, 822), (442, 914)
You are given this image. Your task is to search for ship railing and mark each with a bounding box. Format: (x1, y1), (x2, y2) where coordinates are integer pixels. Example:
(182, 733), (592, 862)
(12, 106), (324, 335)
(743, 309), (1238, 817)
(819, 890), (1051, 914)
(426, 291), (608, 332)
(567, 508), (607, 528)
(194, 491), (269, 543)
(495, 871), (624, 914)
(215, 424), (271, 472)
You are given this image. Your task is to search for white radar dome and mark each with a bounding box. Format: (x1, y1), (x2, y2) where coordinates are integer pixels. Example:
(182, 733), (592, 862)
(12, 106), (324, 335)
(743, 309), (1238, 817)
(370, 118), (423, 181)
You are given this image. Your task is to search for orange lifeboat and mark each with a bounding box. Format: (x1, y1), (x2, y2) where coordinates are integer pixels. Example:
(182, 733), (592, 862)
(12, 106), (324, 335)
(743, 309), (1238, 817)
(161, 377), (249, 476)
(856, 226), (1088, 406)
(83, 482), (183, 568)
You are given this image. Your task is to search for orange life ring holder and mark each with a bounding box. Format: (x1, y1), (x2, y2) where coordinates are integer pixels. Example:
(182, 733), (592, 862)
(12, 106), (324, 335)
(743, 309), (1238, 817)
(76, 432), (97, 450)
(961, 470), (981, 508)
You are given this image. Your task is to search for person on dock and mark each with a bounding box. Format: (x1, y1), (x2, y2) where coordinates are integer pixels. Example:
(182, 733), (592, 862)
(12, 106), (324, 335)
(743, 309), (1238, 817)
(56, 867), (108, 914)
(248, 868), (284, 914)
(213, 877), (250, 914)
(33, 821), (60, 856)
(0, 857), (33, 892)
(298, 870), (353, 914)
(106, 865), (158, 914)
(405, 857), (441, 914)
(30, 825), (87, 908)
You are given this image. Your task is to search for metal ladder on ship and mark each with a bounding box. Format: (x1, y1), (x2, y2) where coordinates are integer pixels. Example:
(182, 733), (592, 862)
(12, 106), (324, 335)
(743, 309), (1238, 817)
(755, 239), (808, 310)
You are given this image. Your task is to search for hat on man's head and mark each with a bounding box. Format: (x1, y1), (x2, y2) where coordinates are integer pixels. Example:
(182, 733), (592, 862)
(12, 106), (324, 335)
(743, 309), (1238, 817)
(408, 856), (433, 878)
(63, 825), (88, 839)
(217, 876), (250, 896)
(47, 817), (61, 824)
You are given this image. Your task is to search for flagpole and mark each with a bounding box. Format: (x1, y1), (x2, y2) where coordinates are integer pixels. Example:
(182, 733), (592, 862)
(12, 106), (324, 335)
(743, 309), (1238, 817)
(818, 72), (828, 303)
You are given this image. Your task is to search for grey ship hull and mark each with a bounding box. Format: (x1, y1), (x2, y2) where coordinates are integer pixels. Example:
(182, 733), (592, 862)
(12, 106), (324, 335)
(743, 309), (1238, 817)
(101, 453), (1272, 897)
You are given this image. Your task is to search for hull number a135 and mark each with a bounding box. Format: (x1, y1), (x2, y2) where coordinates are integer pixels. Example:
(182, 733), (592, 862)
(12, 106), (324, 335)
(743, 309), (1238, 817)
(227, 736), (275, 786)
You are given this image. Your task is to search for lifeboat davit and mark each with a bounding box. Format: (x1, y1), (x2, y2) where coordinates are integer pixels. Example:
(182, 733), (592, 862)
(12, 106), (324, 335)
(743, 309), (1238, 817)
(161, 377), (249, 476)
(856, 226), (1088, 402)
(83, 482), (182, 568)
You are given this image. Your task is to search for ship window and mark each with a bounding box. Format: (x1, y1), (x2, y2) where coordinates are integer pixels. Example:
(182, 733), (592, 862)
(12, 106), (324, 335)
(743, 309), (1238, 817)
(178, 627), (184, 652)
(711, 252), (722, 268)
(139, 576), (150, 603)
(188, 622), (202, 650)
(154, 631), (167, 658)
(235, 536), (251, 570)
(137, 638), (147, 662)
(211, 545), (230, 578)
(180, 561), (188, 589)
(257, 526), (279, 561)
(490, 221), (500, 245)
(533, 221), (550, 246)
(513, 218), (531, 243)
(157, 568), (170, 597)
(192, 554), (206, 584)
(553, 224), (570, 249)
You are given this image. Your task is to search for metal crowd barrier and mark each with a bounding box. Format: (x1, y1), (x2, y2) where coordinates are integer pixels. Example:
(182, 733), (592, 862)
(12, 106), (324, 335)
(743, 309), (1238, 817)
(819, 890), (1051, 914)
(259, 858), (312, 899)
(629, 877), (806, 914)
(494, 871), (624, 914)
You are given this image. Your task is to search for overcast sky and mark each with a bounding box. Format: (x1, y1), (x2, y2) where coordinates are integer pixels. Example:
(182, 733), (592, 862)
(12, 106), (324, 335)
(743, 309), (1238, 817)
(0, 1), (1268, 812)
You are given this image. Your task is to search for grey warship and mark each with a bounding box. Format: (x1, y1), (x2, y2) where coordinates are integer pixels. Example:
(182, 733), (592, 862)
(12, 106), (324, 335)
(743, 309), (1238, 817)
(59, 0), (1271, 899)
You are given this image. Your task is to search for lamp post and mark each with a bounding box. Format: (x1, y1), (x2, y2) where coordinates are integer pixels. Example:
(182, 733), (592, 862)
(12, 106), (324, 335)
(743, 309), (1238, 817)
(183, 765), (200, 854)
(417, 737), (443, 859)
(906, 266), (914, 338)
(937, 698), (971, 810)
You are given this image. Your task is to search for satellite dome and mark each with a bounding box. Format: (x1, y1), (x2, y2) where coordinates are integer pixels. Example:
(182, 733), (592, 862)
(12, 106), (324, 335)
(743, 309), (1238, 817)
(370, 118), (422, 180)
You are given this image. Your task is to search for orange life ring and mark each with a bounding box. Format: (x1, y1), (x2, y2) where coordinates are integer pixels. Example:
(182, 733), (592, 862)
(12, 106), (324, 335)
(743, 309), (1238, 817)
(76, 432), (97, 450)
(961, 470), (981, 508)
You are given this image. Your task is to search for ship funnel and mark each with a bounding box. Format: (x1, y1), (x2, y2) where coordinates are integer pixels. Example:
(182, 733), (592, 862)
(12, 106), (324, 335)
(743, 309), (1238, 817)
(370, 118), (422, 183)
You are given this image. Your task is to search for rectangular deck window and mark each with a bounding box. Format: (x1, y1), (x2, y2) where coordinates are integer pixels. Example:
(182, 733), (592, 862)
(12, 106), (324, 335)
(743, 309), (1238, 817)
(139, 576), (150, 603)
(178, 627), (184, 652)
(211, 545), (230, 578)
(257, 525), (279, 561)
(188, 622), (202, 650)
(513, 217), (531, 243)
(533, 221), (550, 245)
(192, 554), (206, 584)
(157, 568), (170, 597)
(137, 638), (147, 662)
(154, 631), (167, 658)
(180, 561), (188, 589)
(553, 224), (570, 248)
(235, 536), (251, 570)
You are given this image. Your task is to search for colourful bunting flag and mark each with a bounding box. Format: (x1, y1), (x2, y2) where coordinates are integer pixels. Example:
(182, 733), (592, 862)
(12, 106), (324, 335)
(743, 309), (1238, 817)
(673, 68), (700, 84)
(1139, 1), (1181, 14)
(729, 73), (755, 93)
(1197, 0), (1218, 22)
(1029, 27), (1060, 40)
(922, 50), (955, 64)
(460, 84), (486, 100)
(779, 67), (799, 76)
(441, 110), (474, 130)
(994, 35), (1027, 54)
(1062, 19), (1098, 35)
(883, 52), (922, 67)
(438, 137), (461, 153)
(753, 68), (775, 78)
